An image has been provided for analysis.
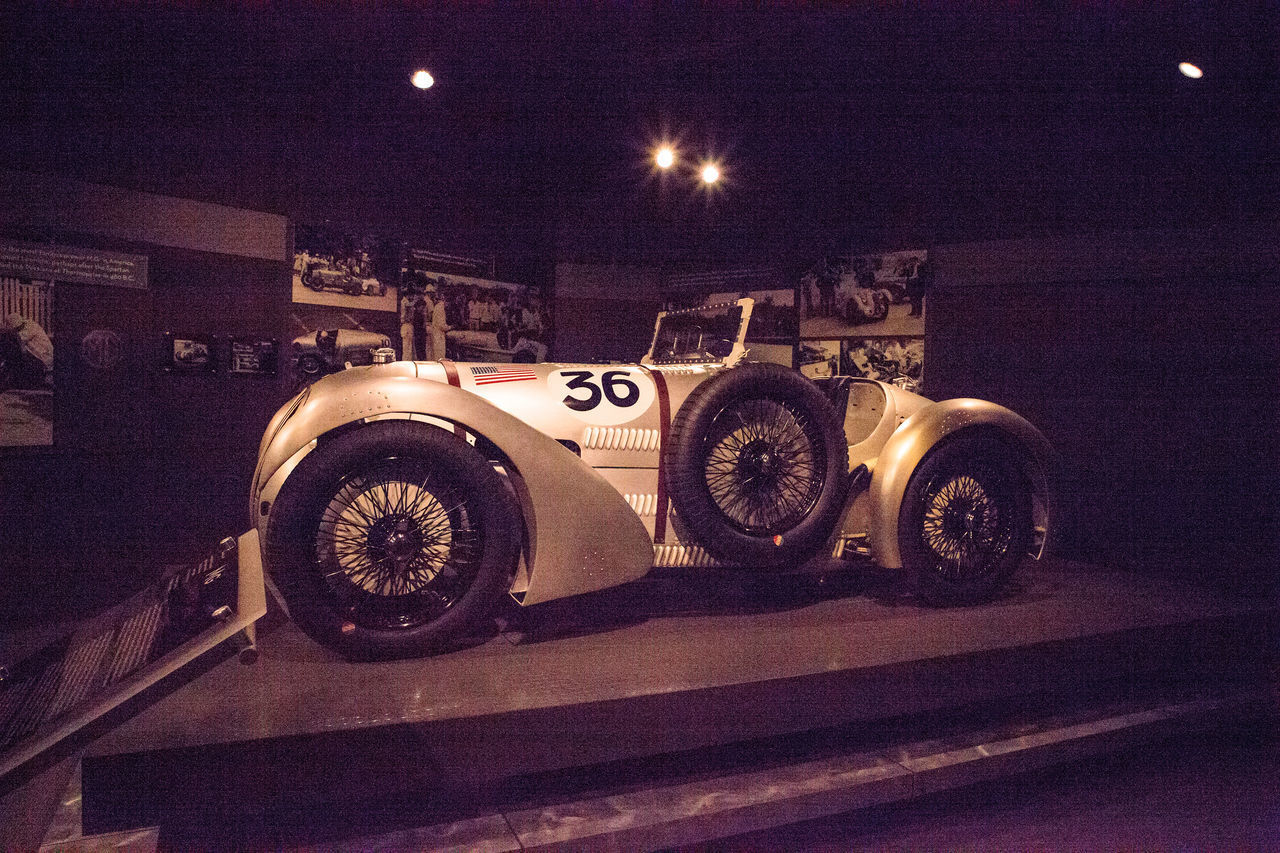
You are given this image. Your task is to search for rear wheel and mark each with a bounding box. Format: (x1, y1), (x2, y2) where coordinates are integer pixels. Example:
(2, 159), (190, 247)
(265, 421), (520, 658)
(898, 435), (1032, 604)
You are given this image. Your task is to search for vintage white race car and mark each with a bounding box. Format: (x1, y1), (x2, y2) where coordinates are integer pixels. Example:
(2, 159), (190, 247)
(251, 299), (1052, 658)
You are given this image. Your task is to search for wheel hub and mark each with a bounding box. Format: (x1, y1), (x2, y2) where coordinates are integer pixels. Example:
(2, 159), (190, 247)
(366, 514), (425, 567)
(737, 439), (782, 488)
(941, 499), (981, 539)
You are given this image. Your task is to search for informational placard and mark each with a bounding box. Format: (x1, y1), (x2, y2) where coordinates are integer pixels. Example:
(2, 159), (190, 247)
(228, 337), (278, 375)
(0, 239), (148, 290)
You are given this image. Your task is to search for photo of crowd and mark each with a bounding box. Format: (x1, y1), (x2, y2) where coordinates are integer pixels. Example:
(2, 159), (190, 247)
(400, 268), (549, 364)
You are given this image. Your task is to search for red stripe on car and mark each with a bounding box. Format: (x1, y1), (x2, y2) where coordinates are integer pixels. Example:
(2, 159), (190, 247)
(644, 367), (671, 545)
(438, 360), (466, 437)
(440, 359), (461, 387)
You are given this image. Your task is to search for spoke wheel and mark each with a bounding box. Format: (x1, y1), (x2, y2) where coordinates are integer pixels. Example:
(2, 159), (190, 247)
(899, 435), (1032, 605)
(315, 458), (484, 632)
(665, 362), (848, 567)
(266, 421), (520, 659)
(703, 398), (824, 535)
(919, 470), (1012, 582)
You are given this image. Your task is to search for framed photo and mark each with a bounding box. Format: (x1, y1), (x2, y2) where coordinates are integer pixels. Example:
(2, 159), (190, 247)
(841, 336), (924, 388)
(704, 288), (797, 342)
(799, 249), (928, 339)
(0, 278), (54, 447)
(293, 223), (397, 314)
(228, 337), (278, 376)
(165, 333), (214, 373)
(797, 339), (841, 379)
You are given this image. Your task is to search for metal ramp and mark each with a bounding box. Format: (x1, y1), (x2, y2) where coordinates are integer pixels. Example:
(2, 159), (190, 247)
(0, 530), (266, 785)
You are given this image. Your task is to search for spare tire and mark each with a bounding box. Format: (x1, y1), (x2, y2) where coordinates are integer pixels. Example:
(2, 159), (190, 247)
(665, 362), (848, 567)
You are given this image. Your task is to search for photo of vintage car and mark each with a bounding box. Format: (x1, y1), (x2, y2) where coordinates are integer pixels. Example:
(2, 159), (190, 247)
(253, 299), (1052, 659)
(290, 328), (393, 377)
(302, 261), (387, 297)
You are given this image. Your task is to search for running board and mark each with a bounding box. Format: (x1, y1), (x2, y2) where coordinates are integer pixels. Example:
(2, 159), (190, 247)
(0, 531), (267, 784)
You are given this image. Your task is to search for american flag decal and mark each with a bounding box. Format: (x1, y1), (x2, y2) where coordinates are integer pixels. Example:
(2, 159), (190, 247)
(470, 365), (537, 385)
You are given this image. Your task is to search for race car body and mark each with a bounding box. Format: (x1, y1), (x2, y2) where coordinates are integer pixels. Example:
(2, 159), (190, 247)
(252, 299), (1052, 658)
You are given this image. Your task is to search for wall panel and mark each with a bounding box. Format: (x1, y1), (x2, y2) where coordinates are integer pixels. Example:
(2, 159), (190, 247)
(928, 228), (1278, 587)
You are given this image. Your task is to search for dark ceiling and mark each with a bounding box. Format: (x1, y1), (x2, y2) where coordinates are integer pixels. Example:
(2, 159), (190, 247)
(2, 3), (1277, 263)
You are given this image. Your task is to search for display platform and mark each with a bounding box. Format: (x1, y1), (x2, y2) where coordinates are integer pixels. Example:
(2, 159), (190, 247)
(79, 557), (1275, 846)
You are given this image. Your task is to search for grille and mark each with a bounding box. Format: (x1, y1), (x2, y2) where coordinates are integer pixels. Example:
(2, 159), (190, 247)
(582, 427), (661, 452)
(653, 544), (722, 568)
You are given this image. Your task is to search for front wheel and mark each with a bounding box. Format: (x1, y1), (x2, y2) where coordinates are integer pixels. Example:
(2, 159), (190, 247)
(296, 353), (324, 377)
(265, 421), (521, 658)
(898, 435), (1032, 605)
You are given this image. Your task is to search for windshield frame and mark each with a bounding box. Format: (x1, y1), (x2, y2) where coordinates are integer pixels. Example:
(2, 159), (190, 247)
(641, 297), (755, 367)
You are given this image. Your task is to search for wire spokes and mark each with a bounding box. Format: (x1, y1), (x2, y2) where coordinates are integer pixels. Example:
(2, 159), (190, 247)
(920, 471), (1012, 581)
(701, 398), (825, 533)
(313, 458), (485, 631)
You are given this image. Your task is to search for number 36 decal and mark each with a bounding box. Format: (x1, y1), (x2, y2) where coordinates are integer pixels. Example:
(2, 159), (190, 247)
(548, 367), (655, 426)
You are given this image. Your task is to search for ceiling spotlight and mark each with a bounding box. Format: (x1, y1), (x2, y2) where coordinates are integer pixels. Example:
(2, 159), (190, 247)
(1178, 62), (1203, 79)
(700, 162), (721, 185)
(655, 145), (676, 170)
(411, 69), (435, 90)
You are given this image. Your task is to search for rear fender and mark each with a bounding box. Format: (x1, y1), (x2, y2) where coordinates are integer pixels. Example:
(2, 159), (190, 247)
(867, 398), (1053, 568)
(253, 364), (653, 605)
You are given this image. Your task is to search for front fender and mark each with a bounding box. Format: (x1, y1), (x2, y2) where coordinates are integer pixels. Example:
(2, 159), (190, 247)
(867, 398), (1053, 569)
(253, 363), (653, 605)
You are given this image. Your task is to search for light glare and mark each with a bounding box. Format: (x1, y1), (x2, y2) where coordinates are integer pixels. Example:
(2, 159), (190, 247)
(655, 146), (675, 169)
(700, 163), (721, 185)
(1178, 62), (1203, 79)
(412, 69), (435, 89)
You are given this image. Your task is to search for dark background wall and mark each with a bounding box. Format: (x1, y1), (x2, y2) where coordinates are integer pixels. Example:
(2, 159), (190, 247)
(553, 262), (664, 363)
(0, 172), (291, 625)
(928, 227), (1279, 588)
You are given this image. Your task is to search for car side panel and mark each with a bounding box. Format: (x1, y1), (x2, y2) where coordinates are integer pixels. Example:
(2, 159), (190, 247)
(253, 362), (654, 606)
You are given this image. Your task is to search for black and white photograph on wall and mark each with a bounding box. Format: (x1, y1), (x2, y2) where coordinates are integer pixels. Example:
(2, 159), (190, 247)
(293, 223), (397, 313)
(0, 277), (54, 446)
(400, 265), (549, 363)
(797, 339), (841, 380)
(288, 305), (395, 384)
(842, 337), (924, 391)
(164, 333), (214, 373)
(800, 249), (929, 339)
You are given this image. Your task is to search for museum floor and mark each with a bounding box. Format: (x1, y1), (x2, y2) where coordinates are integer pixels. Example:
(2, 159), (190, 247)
(3, 556), (1276, 851)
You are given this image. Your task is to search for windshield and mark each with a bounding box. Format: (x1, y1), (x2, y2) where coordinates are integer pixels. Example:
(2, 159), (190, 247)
(642, 298), (754, 366)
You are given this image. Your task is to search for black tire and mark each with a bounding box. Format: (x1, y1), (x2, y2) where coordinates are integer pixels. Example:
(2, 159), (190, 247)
(898, 434), (1032, 605)
(296, 354), (324, 376)
(665, 362), (848, 567)
(265, 421), (520, 659)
